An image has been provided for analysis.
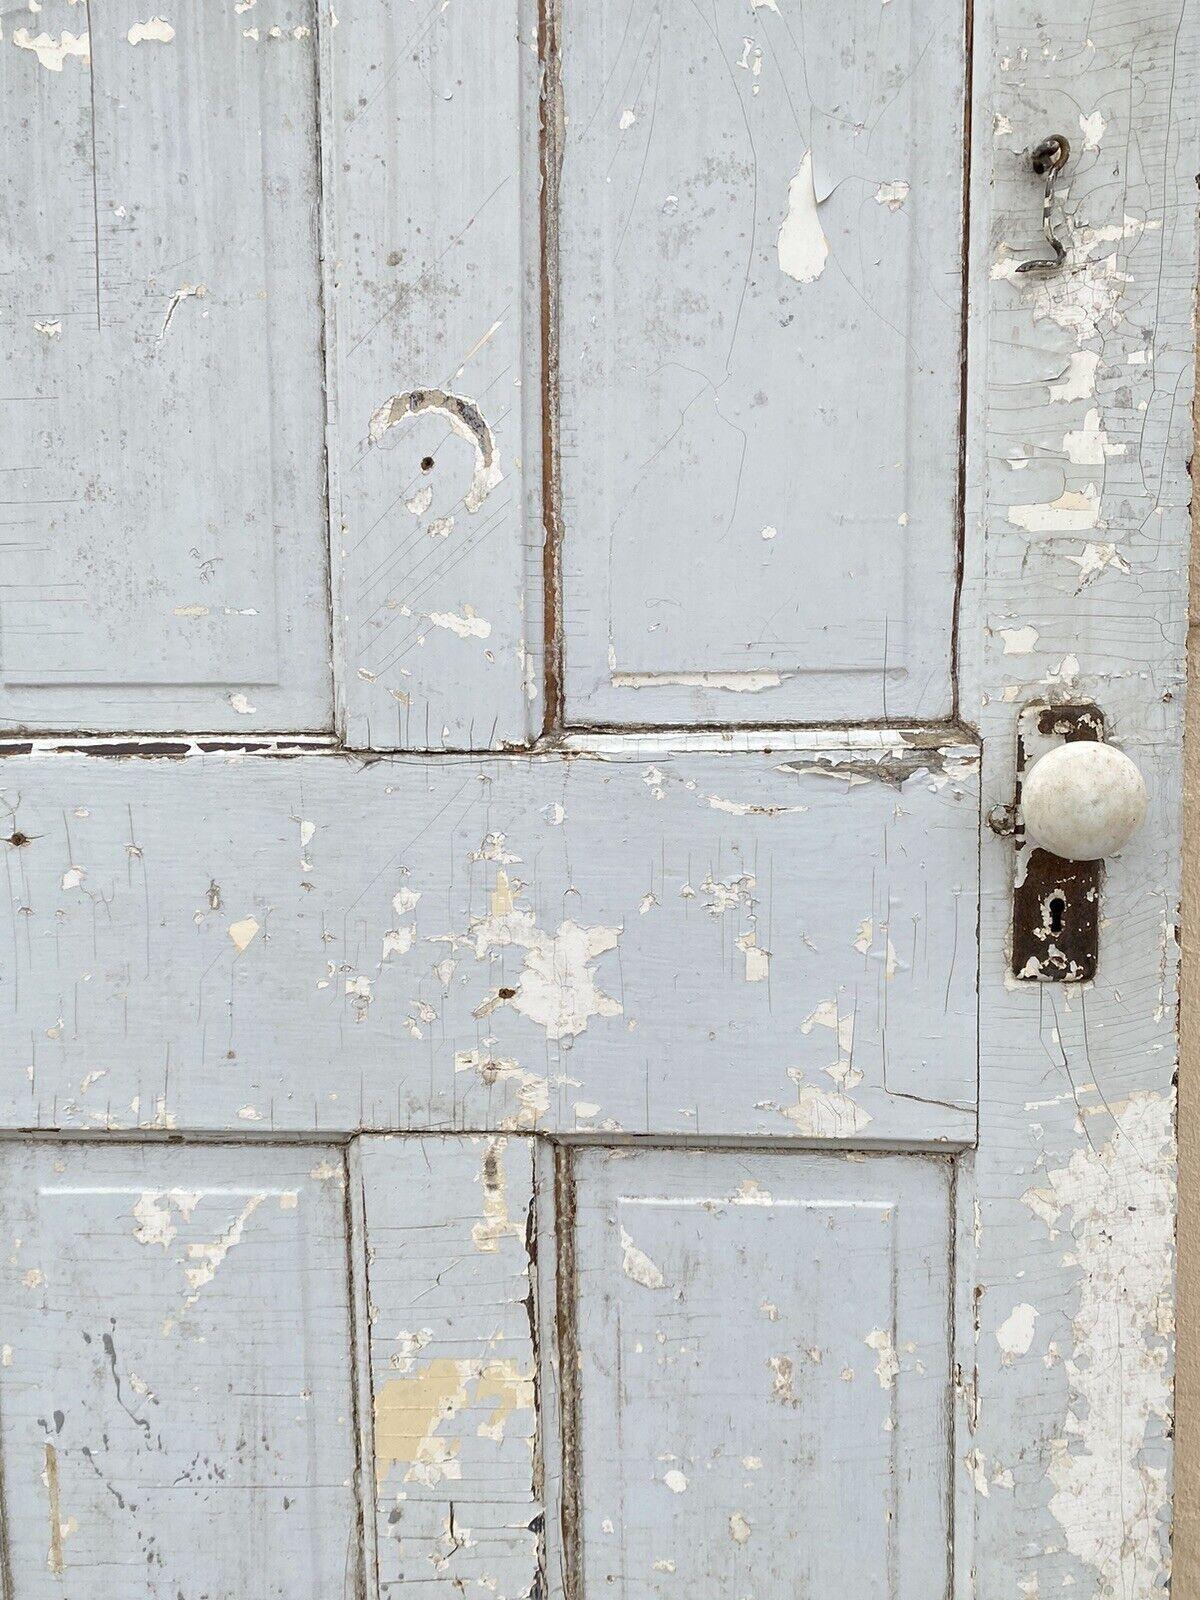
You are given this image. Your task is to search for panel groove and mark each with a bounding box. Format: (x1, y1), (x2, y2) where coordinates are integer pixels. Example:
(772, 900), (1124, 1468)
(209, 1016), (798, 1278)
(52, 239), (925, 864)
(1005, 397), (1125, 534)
(552, 1145), (583, 1600)
(539, 0), (566, 740)
(949, 0), (977, 726)
(344, 1143), (379, 1600)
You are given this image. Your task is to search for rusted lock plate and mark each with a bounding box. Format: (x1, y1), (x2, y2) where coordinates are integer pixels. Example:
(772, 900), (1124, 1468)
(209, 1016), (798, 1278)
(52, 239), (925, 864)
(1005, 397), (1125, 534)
(1010, 703), (1104, 983)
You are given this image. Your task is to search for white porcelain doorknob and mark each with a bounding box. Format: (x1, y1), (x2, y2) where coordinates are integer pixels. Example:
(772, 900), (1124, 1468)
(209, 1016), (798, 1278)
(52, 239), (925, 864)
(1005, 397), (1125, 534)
(1021, 740), (1147, 861)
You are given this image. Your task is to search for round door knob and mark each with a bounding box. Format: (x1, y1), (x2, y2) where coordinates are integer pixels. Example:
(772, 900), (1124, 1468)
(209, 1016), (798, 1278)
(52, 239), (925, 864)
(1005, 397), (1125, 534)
(1021, 740), (1147, 861)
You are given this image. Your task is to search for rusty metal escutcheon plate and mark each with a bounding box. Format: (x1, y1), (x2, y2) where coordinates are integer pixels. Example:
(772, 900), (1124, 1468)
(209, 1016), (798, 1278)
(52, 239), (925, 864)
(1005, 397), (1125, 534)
(1010, 703), (1104, 983)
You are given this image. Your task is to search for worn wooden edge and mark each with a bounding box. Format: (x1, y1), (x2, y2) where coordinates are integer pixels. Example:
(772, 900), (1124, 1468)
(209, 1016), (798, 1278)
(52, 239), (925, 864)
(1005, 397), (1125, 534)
(1173, 314), (1199, 1592)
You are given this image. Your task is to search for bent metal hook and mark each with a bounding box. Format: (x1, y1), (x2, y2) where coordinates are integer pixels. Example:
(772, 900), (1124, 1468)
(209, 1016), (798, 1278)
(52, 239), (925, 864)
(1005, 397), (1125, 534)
(1016, 134), (1071, 274)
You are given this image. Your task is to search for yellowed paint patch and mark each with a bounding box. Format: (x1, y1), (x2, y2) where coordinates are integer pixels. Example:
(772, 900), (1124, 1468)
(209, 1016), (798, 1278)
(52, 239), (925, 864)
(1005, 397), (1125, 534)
(228, 916), (260, 953)
(374, 1357), (469, 1489)
(374, 1355), (534, 1487)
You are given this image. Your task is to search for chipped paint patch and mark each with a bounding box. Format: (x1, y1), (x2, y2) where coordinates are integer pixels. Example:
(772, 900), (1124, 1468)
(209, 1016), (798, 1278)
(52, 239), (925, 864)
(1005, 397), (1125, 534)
(1048, 349), (1101, 403)
(1079, 109), (1106, 149)
(184, 1194), (264, 1294)
(369, 389), (502, 512)
(995, 1301), (1038, 1360)
(1062, 408), (1122, 466)
(374, 1355), (534, 1488)
(777, 151), (828, 283)
(1061, 541), (1130, 589)
(13, 27), (89, 70)
(865, 1327), (899, 1388)
(132, 1188), (199, 1249)
(782, 1073), (873, 1136)
(472, 1137), (522, 1252)
(228, 916), (259, 953)
(619, 1226), (665, 1289)
(736, 929), (771, 982)
(706, 793), (806, 817)
(159, 282), (206, 341)
(127, 16), (174, 43)
(472, 1357), (534, 1444)
(471, 871), (622, 1042)
(611, 669), (791, 692)
(999, 624), (1039, 655)
(874, 180), (910, 210)
(1021, 1091), (1174, 1595)
(1008, 485), (1101, 534)
(374, 1358), (468, 1488)
(454, 1050), (551, 1129)
(428, 607), (491, 640)
(768, 1353), (797, 1404)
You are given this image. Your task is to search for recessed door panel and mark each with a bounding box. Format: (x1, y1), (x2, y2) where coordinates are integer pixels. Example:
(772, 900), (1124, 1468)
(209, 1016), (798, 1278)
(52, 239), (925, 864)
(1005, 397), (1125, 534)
(557, 0), (967, 725)
(567, 1147), (953, 1597)
(0, 1), (332, 732)
(0, 1143), (358, 1598)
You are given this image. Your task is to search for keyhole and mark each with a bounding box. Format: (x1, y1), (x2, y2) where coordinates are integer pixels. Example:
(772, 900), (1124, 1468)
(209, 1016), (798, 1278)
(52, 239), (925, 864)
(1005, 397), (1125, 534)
(1047, 894), (1066, 935)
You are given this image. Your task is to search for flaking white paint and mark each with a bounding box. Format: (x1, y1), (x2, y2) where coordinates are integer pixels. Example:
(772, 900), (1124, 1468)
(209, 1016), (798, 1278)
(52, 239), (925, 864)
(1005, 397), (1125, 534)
(1022, 1092), (1174, 1596)
(12, 27), (88, 69)
(777, 152), (829, 283)
(126, 16), (174, 43)
(620, 1227), (666, 1289)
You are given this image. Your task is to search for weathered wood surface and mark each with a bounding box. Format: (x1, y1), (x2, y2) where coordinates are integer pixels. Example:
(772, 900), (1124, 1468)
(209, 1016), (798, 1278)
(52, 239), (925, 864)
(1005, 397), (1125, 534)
(0, 0), (333, 734)
(0, 0), (1193, 1590)
(325, 0), (544, 750)
(556, 0), (966, 726)
(358, 1134), (540, 1597)
(961, 0), (1198, 1594)
(0, 738), (977, 1143)
(0, 1141), (360, 1598)
(564, 1147), (953, 1597)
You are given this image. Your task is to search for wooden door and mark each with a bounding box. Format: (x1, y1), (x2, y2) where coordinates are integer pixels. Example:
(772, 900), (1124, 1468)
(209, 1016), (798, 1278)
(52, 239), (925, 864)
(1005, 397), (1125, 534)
(0, 0), (1192, 1596)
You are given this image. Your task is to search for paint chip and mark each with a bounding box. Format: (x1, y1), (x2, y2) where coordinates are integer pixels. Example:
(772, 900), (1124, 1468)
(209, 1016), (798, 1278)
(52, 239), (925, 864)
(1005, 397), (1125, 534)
(620, 1226), (665, 1289)
(777, 151), (828, 283)
(228, 916), (260, 953)
(12, 27), (89, 70)
(127, 16), (174, 43)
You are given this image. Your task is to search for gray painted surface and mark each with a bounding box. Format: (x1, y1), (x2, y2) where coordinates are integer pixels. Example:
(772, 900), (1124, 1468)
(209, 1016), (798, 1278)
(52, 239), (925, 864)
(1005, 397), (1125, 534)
(557, 0), (967, 725)
(0, 739), (976, 1143)
(567, 1147), (952, 1596)
(0, 0), (1193, 1592)
(0, 0), (333, 734)
(0, 1142), (359, 1597)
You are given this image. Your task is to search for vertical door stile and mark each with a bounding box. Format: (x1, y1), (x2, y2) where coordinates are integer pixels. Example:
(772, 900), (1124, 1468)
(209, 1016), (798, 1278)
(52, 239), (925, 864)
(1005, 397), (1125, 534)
(963, 0), (1197, 1592)
(325, 0), (545, 752)
(357, 1135), (543, 1594)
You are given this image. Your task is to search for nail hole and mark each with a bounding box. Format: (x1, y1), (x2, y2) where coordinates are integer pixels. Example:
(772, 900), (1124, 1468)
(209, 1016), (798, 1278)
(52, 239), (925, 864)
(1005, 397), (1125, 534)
(420, 455), (435, 472)
(5, 831), (29, 848)
(497, 986), (517, 1000)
